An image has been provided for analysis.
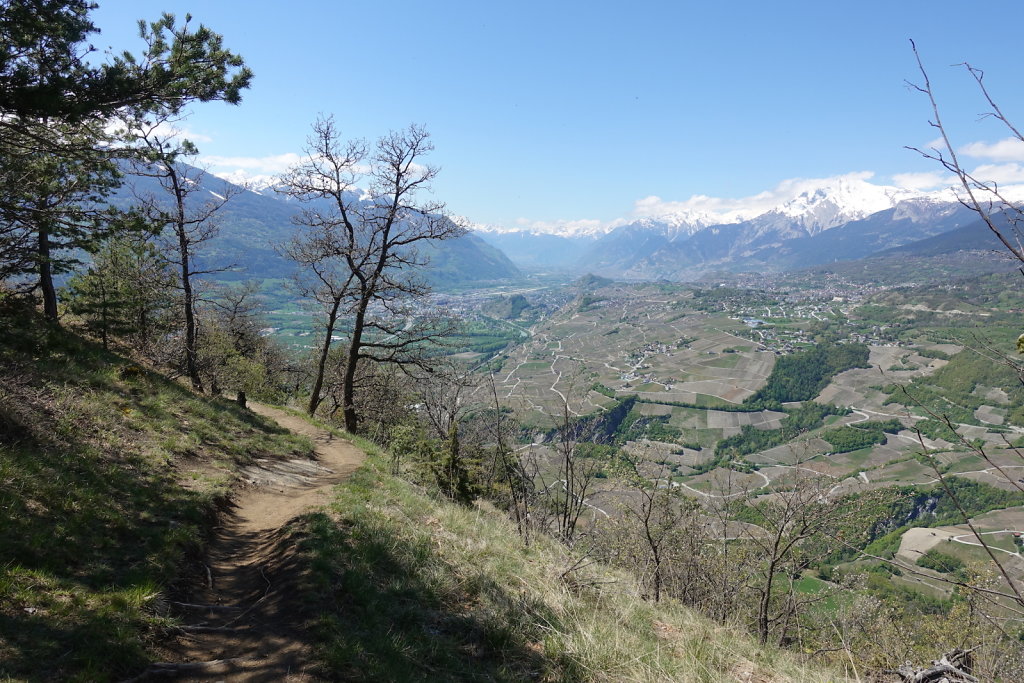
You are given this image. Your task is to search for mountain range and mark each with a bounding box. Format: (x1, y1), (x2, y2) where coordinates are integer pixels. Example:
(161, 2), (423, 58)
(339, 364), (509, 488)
(113, 165), (523, 289)
(119, 166), (1012, 285)
(475, 177), (999, 279)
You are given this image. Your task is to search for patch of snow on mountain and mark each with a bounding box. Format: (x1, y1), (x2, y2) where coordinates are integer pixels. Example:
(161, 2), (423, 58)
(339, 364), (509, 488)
(474, 218), (611, 238)
(211, 170), (279, 192)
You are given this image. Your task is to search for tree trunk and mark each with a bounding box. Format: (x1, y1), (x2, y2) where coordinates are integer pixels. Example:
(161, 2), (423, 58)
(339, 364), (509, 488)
(652, 553), (662, 603)
(758, 558), (777, 645)
(307, 296), (341, 416)
(341, 301), (367, 433)
(139, 308), (149, 348)
(37, 222), (58, 322)
(172, 172), (203, 393)
(648, 526), (662, 603)
(99, 285), (109, 350)
(180, 252), (202, 391)
(341, 348), (359, 432)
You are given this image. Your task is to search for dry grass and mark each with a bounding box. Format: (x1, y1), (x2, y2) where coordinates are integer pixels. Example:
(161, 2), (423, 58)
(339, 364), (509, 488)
(299, 433), (846, 682)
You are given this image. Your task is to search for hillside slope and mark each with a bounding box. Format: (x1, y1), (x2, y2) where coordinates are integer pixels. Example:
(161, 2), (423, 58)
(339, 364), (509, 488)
(871, 213), (1012, 258)
(0, 310), (843, 681)
(297, 439), (846, 682)
(0, 312), (315, 681)
(116, 167), (523, 288)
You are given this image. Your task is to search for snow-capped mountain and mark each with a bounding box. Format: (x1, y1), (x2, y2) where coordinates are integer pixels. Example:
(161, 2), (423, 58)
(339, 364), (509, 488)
(763, 176), (922, 234)
(211, 170), (280, 193)
(475, 176), (985, 279)
(480, 175), (938, 239)
(631, 176), (955, 239)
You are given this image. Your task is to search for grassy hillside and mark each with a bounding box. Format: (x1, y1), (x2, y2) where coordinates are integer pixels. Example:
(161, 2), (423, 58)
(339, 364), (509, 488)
(0, 312), (314, 681)
(0, 310), (844, 681)
(296, 437), (845, 682)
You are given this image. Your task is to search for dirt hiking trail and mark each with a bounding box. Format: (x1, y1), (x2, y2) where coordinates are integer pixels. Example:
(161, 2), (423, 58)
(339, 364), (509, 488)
(138, 403), (364, 682)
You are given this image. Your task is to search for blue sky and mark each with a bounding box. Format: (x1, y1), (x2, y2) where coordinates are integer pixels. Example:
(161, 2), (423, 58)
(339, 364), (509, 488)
(92, 1), (1024, 230)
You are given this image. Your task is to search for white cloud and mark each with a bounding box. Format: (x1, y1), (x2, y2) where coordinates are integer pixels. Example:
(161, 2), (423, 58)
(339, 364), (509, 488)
(968, 162), (1024, 184)
(200, 152), (304, 174)
(200, 153), (378, 189)
(891, 171), (951, 191)
(631, 171), (879, 223)
(160, 123), (212, 144)
(106, 119), (213, 144)
(959, 137), (1024, 162)
(895, 164), (1024, 200)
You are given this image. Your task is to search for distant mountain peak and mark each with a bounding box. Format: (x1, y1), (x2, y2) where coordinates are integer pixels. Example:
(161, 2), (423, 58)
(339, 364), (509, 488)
(477, 176), (959, 240)
(210, 170), (279, 192)
(765, 177), (922, 234)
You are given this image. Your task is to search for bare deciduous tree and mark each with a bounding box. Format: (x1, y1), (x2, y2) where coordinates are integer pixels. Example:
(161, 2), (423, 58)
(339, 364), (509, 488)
(281, 116), (465, 430)
(532, 377), (602, 547)
(906, 42), (1024, 617)
(740, 473), (841, 646)
(619, 460), (693, 603)
(481, 373), (535, 544)
(413, 358), (477, 441)
(125, 116), (237, 391)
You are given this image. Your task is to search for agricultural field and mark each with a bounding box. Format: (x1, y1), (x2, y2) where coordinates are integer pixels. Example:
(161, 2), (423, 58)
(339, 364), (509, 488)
(475, 278), (1024, 520)
(475, 274), (1024, 612)
(477, 282), (778, 427)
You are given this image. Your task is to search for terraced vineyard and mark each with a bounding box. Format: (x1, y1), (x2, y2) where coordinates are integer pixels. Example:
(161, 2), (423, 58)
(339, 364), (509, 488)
(470, 276), (1024, 615)
(477, 283), (777, 428)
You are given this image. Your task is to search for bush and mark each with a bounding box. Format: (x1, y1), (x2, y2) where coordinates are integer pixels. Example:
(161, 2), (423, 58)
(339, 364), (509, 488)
(916, 548), (964, 574)
(744, 343), (870, 407)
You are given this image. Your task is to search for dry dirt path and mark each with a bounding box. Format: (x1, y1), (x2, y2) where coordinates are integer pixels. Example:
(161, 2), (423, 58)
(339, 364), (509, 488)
(138, 403), (364, 682)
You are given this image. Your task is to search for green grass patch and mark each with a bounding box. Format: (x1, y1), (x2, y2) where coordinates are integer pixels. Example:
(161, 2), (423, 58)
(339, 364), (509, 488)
(703, 354), (741, 369)
(0, 313), (314, 680)
(833, 447), (875, 467)
(519, 361), (551, 372)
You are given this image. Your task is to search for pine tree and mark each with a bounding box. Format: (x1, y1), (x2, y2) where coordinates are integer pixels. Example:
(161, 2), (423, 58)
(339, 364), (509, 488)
(434, 424), (474, 505)
(0, 3), (252, 322)
(196, 283), (279, 406)
(63, 235), (176, 349)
